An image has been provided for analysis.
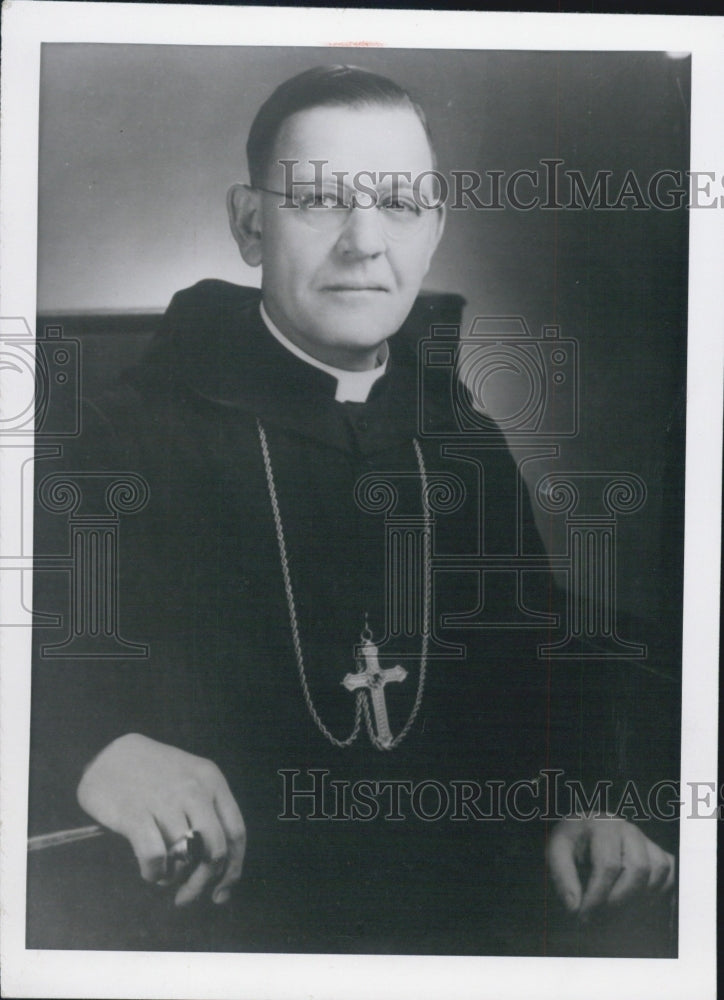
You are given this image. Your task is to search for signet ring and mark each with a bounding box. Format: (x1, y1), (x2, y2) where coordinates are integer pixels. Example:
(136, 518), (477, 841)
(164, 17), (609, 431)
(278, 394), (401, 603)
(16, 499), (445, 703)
(156, 829), (203, 885)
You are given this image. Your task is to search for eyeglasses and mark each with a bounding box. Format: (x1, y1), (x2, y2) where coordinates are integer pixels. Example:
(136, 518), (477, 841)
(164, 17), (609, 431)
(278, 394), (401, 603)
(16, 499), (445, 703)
(252, 184), (440, 240)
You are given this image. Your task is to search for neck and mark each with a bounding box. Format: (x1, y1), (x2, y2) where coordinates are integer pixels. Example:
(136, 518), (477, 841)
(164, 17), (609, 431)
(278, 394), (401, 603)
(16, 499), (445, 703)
(263, 301), (384, 372)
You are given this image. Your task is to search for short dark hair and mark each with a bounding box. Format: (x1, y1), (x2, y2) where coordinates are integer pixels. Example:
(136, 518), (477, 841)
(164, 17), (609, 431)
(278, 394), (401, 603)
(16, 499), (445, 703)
(246, 64), (435, 186)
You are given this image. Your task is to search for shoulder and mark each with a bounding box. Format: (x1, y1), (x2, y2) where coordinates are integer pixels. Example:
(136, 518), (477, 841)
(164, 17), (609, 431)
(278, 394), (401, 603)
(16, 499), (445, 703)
(149, 280), (261, 362)
(163, 279), (260, 328)
(72, 281), (262, 467)
(118, 279), (264, 407)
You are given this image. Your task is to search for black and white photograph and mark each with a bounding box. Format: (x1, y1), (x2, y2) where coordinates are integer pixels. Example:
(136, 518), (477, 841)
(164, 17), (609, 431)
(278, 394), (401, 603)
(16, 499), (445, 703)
(1, 6), (721, 999)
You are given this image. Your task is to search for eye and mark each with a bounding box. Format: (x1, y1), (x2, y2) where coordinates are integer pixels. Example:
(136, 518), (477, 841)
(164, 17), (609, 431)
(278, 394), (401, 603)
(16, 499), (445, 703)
(298, 191), (346, 210)
(379, 197), (421, 216)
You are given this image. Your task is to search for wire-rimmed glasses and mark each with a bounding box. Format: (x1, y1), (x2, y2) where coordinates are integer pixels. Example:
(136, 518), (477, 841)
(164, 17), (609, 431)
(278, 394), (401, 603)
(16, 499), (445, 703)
(251, 183), (441, 240)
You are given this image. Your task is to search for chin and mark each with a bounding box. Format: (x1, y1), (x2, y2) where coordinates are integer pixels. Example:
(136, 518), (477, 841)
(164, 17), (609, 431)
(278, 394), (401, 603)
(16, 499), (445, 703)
(317, 305), (409, 345)
(326, 324), (395, 350)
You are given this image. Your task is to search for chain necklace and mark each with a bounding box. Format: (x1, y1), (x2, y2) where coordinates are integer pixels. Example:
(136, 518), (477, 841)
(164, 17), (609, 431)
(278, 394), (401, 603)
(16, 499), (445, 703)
(257, 418), (431, 750)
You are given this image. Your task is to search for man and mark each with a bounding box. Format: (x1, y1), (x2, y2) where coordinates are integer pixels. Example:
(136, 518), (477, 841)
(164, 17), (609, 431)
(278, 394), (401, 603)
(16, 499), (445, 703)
(28, 65), (676, 954)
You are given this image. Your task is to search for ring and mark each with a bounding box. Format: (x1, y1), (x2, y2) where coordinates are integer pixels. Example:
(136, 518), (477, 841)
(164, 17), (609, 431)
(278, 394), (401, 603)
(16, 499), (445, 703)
(168, 829), (198, 865)
(156, 829), (203, 885)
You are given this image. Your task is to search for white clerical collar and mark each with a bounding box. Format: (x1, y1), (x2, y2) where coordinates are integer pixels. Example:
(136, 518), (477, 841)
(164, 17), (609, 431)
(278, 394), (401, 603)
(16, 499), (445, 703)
(259, 301), (388, 403)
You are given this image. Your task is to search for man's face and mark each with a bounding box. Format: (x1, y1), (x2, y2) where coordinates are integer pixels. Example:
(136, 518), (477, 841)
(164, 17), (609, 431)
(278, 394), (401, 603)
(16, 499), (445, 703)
(254, 104), (444, 370)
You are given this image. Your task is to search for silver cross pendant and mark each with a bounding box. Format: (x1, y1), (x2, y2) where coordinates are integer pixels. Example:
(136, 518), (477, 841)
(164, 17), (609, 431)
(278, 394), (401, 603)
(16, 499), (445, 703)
(342, 636), (408, 748)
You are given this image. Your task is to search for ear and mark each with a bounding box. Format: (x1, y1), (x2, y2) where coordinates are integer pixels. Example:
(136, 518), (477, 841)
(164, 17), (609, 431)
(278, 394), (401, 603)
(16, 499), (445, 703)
(227, 184), (263, 267)
(422, 202), (446, 272)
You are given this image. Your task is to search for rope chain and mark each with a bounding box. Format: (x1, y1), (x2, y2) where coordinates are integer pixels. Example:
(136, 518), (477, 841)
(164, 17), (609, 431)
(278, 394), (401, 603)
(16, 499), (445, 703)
(257, 418), (431, 751)
(361, 437), (430, 750)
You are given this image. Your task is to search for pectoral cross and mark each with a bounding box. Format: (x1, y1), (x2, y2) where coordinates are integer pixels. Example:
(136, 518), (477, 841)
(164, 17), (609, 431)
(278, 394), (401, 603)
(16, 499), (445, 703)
(342, 636), (408, 749)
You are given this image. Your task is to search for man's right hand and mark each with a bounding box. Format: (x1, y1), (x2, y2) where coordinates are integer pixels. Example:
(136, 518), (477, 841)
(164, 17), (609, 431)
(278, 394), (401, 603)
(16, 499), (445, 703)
(76, 733), (246, 906)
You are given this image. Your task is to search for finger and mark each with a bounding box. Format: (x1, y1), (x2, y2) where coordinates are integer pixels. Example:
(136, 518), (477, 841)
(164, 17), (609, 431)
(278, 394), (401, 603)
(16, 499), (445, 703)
(607, 824), (649, 906)
(152, 809), (194, 886)
(185, 797), (228, 871)
(579, 822), (624, 918)
(153, 807), (191, 847)
(661, 851), (676, 893)
(546, 822), (583, 913)
(173, 800), (228, 905)
(123, 812), (168, 883)
(174, 861), (223, 907)
(643, 839), (672, 893)
(211, 788), (247, 904)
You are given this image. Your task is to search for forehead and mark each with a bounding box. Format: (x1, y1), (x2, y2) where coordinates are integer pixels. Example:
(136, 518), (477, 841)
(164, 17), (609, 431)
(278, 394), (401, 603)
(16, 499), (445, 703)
(268, 104), (434, 182)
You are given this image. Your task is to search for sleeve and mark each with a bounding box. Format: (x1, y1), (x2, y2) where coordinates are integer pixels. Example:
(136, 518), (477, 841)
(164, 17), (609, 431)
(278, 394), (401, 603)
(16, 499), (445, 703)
(28, 389), (184, 835)
(439, 414), (679, 853)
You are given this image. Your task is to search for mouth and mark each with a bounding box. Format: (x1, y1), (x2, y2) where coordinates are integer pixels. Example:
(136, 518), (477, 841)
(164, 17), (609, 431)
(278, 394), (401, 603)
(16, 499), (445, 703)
(321, 284), (390, 293)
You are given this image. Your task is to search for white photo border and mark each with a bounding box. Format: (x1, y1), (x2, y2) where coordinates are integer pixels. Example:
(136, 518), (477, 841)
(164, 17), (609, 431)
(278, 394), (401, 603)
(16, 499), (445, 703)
(1, 5), (721, 999)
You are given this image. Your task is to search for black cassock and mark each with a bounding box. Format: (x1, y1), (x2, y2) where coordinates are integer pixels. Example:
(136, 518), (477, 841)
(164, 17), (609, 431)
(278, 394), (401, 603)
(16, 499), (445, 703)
(27, 281), (678, 956)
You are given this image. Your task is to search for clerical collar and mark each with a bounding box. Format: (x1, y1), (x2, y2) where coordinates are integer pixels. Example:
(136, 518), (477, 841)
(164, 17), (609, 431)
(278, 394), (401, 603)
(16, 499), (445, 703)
(259, 301), (388, 403)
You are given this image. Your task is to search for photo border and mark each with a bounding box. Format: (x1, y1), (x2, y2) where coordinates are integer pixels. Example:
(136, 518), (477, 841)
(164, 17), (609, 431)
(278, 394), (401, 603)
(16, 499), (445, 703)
(1, 5), (721, 998)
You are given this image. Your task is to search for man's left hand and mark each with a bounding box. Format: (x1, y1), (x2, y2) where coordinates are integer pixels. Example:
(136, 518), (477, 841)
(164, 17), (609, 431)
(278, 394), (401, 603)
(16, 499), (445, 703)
(547, 816), (675, 919)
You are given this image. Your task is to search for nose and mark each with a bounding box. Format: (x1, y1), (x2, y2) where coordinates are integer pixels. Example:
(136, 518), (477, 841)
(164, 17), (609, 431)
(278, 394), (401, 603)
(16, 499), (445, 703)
(335, 204), (387, 259)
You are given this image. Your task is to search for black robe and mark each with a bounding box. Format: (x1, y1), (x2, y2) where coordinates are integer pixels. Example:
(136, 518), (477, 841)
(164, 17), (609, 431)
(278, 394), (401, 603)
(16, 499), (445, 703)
(27, 281), (678, 956)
